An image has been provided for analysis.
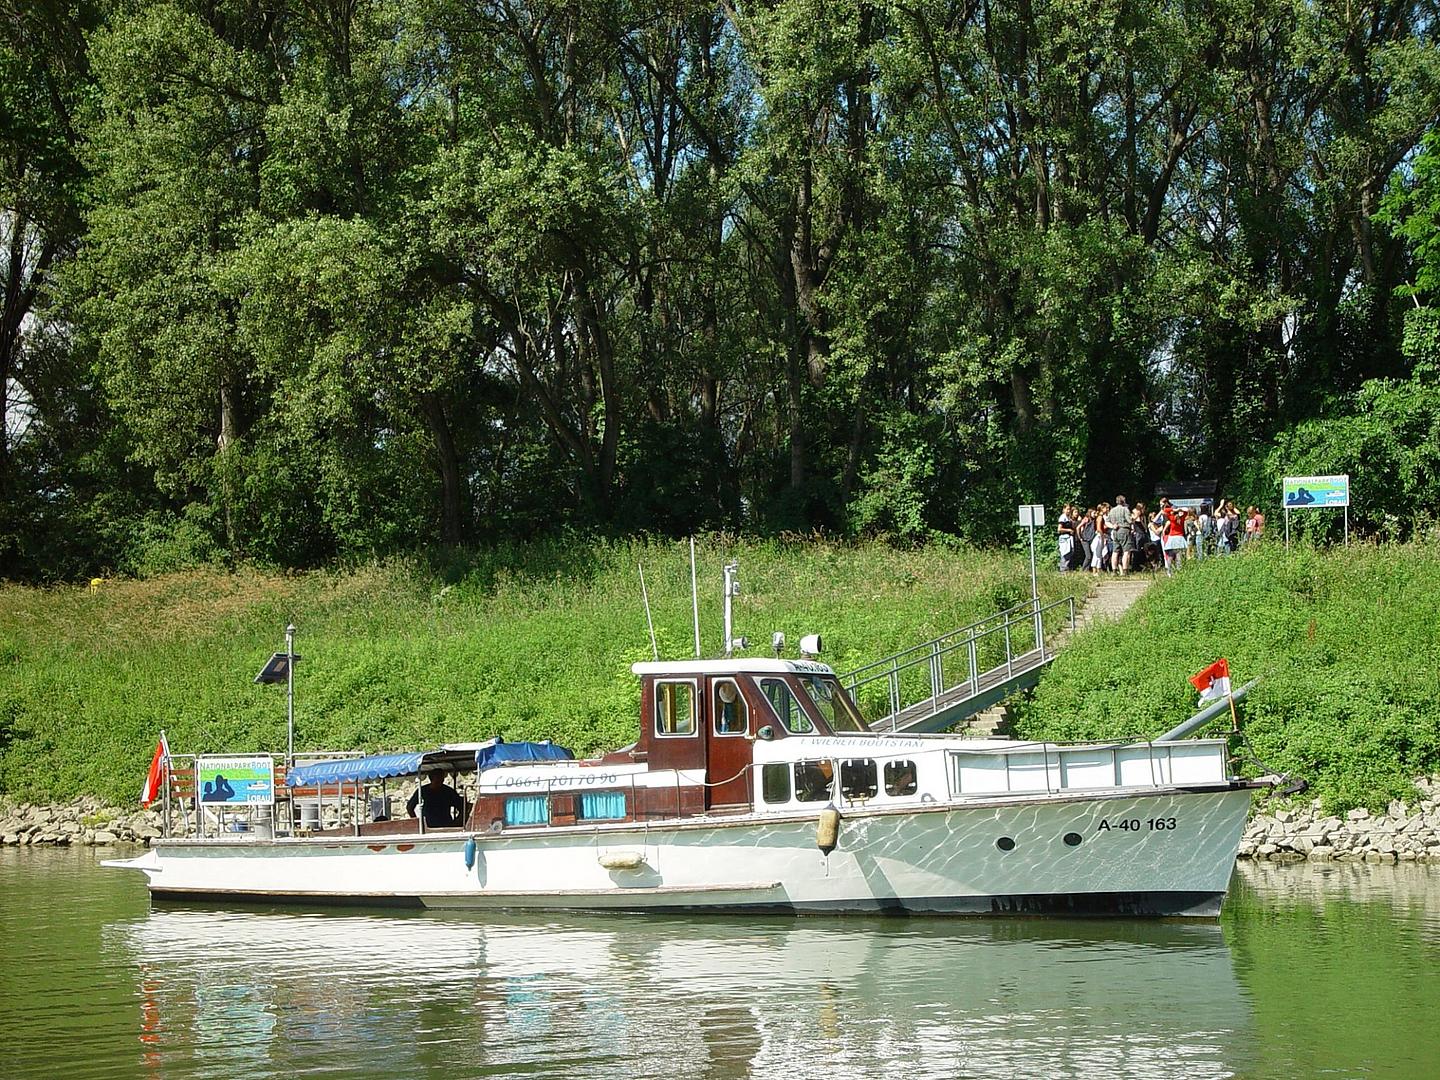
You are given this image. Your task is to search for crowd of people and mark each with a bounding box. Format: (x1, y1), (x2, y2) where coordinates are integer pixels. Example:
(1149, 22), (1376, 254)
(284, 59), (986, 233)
(1056, 497), (1266, 576)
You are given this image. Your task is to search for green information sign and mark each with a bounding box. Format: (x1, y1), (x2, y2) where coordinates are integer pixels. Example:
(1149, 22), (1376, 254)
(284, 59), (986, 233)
(195, 755), (275, 805)
(1282, 475), (1349, 508)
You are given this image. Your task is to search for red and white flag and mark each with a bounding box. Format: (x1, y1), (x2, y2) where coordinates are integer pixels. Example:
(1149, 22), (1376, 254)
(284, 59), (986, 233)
(139, 733), (171, 807)
(1189, 658), (1232, 702)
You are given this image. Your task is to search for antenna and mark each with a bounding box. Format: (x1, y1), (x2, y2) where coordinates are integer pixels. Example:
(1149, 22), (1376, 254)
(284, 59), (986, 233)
(723, 561), (739, 656)
(638, 563), (659, 661)
(689, 537), (701, 658)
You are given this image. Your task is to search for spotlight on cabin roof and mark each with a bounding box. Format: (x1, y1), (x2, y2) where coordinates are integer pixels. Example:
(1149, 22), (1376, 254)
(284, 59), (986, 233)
(799, 633), (822, 658)
(771, 631), (785, 657)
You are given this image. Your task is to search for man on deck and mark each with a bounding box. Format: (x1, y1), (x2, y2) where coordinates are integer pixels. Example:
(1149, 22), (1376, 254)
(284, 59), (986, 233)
(407, 771), (465, 828)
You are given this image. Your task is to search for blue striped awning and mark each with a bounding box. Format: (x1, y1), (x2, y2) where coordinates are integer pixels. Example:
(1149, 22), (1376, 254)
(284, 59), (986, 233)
(286, 751), (425, 788)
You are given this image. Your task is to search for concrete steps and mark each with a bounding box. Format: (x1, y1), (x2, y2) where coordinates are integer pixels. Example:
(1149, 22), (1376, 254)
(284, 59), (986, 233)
(952, 574), (1156, 738)
(1050, 574), (1155, 647)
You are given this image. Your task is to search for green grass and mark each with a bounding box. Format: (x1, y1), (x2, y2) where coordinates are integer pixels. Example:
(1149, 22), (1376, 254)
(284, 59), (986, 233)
(1011, 541), (1440, 814)
(0, 537), (1081, 804)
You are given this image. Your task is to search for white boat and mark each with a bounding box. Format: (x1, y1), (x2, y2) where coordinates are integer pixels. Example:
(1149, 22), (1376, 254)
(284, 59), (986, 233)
(107, 653), (1268, 917)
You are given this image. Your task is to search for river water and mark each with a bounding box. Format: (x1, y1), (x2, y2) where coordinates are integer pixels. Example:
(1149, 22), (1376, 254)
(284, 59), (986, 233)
(2, 849), (1437, 1079)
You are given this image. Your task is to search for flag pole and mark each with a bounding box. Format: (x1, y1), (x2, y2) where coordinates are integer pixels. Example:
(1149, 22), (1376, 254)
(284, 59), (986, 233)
(161, 728), (171, 838)
(1226, 689), (1240, 733)
(1156, 678), (1259, 742)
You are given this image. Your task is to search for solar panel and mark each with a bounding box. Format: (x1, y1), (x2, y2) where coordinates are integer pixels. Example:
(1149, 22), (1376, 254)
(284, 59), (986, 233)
(254, 652), (301, 685)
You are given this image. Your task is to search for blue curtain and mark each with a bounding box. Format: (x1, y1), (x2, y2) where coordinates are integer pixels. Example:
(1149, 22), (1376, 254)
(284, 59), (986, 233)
(504, 796), (550, 826)
(579, 792), (626, 820)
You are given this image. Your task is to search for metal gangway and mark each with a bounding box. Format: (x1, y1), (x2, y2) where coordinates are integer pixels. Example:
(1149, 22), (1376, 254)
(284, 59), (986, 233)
(840, 596), (1076, 734)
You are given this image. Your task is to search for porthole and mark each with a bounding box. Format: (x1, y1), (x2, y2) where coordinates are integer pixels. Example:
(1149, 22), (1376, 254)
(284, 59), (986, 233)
(1063, 832), (1083, 847)
(996, 836), (1016, 852)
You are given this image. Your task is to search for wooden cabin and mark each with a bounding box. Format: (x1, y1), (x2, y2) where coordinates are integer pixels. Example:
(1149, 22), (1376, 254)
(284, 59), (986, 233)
(466, 658), (870, 831)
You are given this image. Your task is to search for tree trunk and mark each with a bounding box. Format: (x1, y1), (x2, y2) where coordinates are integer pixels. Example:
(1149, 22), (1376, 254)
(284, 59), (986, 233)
(574, 268), (618, 515)
(217, 375), (241, 554)
(0, 208), (53, 509)
(422, 392), (465, 545)
(787, 352), (807, 491)
(1010, 368), (1036, 434)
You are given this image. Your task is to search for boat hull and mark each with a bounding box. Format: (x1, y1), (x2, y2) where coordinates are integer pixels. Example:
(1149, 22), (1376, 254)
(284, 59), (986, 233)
(111, 786), (1252, 918)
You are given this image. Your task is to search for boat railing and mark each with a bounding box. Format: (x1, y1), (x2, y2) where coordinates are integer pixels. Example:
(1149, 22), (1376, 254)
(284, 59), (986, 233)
(840, 596), (1076, 727)
(942, 738), (1230, 799)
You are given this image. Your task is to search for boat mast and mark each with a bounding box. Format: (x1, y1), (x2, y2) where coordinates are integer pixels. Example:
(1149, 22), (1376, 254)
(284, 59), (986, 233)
(286, 623), (296, 768)
(689, 537), (701, 657)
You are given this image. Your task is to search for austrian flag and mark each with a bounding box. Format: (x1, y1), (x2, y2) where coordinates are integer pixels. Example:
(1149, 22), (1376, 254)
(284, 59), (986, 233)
(1189, 658), (1232, 702)
(139, 732), (171, 808)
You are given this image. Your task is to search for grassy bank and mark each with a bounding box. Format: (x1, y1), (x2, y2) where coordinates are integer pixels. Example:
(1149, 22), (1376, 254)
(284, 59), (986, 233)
(1012, 542), (1440, 813)
(0, 537), (1078, 804)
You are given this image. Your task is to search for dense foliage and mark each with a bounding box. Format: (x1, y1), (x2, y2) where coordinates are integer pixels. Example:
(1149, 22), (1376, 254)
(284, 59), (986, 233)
(1012, 541), (1440, 813)
(0, 538), (1081, 803)
(3, 1), (1440, 579)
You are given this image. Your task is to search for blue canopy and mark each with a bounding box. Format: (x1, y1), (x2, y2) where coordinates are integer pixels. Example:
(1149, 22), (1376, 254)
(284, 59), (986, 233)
(476, 740), (574, 771)
(286, 751), (425, 788)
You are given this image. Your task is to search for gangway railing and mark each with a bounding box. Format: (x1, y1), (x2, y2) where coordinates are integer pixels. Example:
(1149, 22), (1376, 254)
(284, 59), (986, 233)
(840, 596), (1076, 731)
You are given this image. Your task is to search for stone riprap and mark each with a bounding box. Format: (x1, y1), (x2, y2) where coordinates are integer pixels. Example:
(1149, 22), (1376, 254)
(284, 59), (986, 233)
(0, 794), (401, 845)
(1239, 776), (1440, 863)
(0, 795), (164, 846)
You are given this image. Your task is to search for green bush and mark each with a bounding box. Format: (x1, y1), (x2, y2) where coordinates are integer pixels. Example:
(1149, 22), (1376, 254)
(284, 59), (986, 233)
(121, 505), (224, 577)
(1228, 376), (1440, 542)
(1012, 542), (1440, 813)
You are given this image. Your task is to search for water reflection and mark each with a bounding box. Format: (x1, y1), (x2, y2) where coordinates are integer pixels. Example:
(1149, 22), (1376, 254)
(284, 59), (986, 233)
(1227, 861), (1440, 1080)
(16, 848), (1440, 1080)
(105, 906), (1250, 1080)
(19, 852), (1440, 1077)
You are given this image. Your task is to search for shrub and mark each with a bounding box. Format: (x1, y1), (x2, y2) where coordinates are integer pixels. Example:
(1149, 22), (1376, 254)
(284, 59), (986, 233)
(1228, 377), (1440, 542)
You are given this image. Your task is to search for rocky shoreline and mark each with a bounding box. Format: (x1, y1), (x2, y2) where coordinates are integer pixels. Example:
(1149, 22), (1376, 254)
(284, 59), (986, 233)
(1239, 776), (1440, 864)
(1, 796), (165, 847)
(6, 779), (1440, 860)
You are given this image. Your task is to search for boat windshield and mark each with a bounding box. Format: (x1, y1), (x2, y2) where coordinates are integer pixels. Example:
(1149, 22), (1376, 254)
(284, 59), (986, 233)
(799, 676), (867, 733)
(761, 678), (814, 734)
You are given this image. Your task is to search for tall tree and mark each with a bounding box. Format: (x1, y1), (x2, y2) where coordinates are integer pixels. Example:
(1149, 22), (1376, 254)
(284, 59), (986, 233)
(0, 0), (95, 573)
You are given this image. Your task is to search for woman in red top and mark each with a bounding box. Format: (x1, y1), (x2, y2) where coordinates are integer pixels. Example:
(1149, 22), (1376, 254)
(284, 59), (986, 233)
(1160, 499), (1188, 576)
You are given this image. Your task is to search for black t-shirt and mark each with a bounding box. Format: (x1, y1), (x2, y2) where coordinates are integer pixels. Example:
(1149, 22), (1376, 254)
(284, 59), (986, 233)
(408, 782), (464, 828)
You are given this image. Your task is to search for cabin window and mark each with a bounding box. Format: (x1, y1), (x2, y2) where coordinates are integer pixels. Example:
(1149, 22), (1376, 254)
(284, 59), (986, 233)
(578, 791), (626, 820)
(794, 760), (834, 803)
(800, 676), (867, 733)
(885, 760), (918, 797)
(504, 795), (550, 826)
(760, 678), (813, 734)
(713, 679), (748, 736)
(840, 759), (878, 801)
(761, 763), (791, 804)
(655, 680), (697, 737)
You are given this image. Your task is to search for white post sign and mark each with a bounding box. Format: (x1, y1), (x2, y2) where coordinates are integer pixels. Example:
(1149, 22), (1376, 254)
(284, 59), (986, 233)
(1017, 504), (1046, 528)
(1018, 504), (1045, 649)
(1283, 475), (1349, 508)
